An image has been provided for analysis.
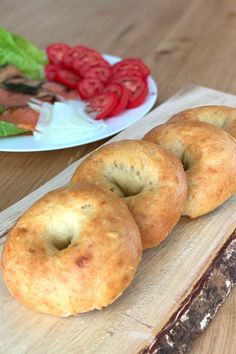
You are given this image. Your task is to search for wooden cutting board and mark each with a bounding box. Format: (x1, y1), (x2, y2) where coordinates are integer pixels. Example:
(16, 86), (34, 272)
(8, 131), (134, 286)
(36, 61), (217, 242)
(0, 84), (235, 354)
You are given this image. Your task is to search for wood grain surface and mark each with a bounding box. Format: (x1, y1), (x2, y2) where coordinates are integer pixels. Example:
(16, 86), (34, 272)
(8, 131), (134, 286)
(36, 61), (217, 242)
(0, 85), (236, 354)
(0, 1), (236, 353)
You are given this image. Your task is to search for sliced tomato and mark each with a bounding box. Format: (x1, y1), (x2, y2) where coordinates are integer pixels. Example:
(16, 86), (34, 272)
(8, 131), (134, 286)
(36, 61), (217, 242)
(74, 45), (92, 52)
(71, 50), (103, 72)
(55, 69), (80, 89)
(112, 58), (150, 78)
(111, 75), (148, 108)
(72, 57), (104, 75)
(103, 83), (129, 116)
(45, 64), (58, 81)
(78, 59), (110, 77)
(77, 78), (104, 99)
(111, 68), (144, 79)
(62, 47), (88, 69)
(83, 66), (111, 83)
(46, 43), (70, 65)
(128, 83), (148, 108)
(87, 92), (118, 119)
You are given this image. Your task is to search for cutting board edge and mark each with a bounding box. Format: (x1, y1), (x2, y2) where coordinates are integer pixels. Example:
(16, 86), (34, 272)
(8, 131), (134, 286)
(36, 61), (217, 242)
(135, 218), (236, 346)
(138, 229), (236, 354)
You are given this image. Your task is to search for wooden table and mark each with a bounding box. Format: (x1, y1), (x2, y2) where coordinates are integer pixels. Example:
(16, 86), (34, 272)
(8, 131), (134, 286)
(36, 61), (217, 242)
(0, 0), (235, 352)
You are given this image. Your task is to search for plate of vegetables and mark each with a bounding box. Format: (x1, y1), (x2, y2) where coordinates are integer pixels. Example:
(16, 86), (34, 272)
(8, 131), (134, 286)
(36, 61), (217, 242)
(0, 28), (157, 152)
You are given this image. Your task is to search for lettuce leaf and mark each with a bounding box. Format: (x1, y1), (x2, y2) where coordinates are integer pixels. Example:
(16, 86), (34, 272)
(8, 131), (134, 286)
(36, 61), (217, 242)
(0, 27), (47, 79)
(0, 120), (29, 137)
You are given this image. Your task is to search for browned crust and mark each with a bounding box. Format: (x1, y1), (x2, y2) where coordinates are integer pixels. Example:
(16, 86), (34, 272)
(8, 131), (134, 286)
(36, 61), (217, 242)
(139, 229), (236, 354)
(144, 120), (236, 218)
(169, 105), (236, 139)
(1, 184), (142, 316)
(71, 140), (187, 249)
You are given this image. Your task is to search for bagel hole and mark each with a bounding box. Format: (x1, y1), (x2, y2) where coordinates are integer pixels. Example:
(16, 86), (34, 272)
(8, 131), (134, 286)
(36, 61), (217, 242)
(182, 159), (189, 171)
(52, 237), (72, 251)
(47, 211), (80, 251)
(105, 161), (145, 197)
(182, 150), (195, 171)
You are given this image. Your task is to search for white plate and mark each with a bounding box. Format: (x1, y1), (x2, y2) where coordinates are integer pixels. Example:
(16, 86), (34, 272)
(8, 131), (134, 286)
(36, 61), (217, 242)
(0, 54), (158, 152)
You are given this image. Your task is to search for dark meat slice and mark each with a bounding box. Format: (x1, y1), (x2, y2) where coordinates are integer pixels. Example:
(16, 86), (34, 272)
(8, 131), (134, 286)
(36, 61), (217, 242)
(0, 76), (79, 109)
(0, 64), (23, 84)
(1, 106), (39, 131)
(0, 88), (34, 108)
(3, 80), (43, 95)
(3, 77), (42, 86)
(0, 80), (58, 108)
(42, 81), (79, 100)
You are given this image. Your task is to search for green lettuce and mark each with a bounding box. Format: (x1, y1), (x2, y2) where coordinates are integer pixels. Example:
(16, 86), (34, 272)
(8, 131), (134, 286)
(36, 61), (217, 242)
(0, 120), (28, 137)
(0, 27), (47, 79)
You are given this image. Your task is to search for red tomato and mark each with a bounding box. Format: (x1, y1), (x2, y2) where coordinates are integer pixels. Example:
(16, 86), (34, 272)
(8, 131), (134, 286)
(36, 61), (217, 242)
(72, 57), (104, 75)
(71, 51), (103, 73)
(45, 64), (58, 81)
(112, 58), (150, 78)
(128, 83), (148, 108)
(111, 76), (148, 108)
(62, 47), (89, 69)
(87, 93), (118, 119)
(84, 66), (111, 82)
(55, 69), (80, 89)
(111, 68), (144, 79)
(103, 83), (129, 116)
(78, 59), (110, 77)
(74, 45), (93, 52)
(46, 43), (70, 65)
(77, 78), (104, 99)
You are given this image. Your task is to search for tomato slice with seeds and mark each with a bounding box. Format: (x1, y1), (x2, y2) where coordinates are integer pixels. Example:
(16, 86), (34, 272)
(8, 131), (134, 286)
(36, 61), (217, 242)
(55, 69), (80, 89)
(46, 43), (70, 65)
(74, 45), (93, 52)
(77, 59), (110, 77)
(112, 58), (150, 78)
(111, 75), (148, 108)
(103, 83), (129, 116)
(128, 83), (148, 108)
(77, 78), (104, 99)
(62, 47), (89, 69)
(87, 92), (118, 119)
(45, 64), (59, 81)
(84, 66), (111, 82)
(111, 68), (144, 79)
(72, 57), (108, 76)
(71, 50), (103, 73)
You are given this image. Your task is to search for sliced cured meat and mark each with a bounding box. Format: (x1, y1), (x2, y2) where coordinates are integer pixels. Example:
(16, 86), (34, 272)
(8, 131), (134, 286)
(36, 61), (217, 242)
(1, 106), (39, 131)
(0, 65), (22, 84)
(0, 79), (79, 109)
(42, 82), (79, 100)
(0, 88), (33, 108)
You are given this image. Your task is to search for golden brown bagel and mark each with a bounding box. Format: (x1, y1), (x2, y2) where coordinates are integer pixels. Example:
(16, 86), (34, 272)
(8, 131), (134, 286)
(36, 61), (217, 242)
(144, 120), (236, 218)
(169, 105), (236, 139)
(71, 140), (187, 249)
(2, 184), (142, 316)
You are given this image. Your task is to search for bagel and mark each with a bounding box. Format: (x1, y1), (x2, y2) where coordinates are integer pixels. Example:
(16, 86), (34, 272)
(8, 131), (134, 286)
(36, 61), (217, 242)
(144, 120), (236, 218)
(2, 184), (142, 316)
(169, 105), (236, 139)
(71, 140), (187, 249)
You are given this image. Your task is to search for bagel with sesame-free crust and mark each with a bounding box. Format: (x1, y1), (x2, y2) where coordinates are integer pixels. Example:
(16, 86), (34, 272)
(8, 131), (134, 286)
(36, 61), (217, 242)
(144, 120), (236, 218)
(169, 105), (236, 139)
(71, 140), (187, 249)
(2, 184), (142, 317)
